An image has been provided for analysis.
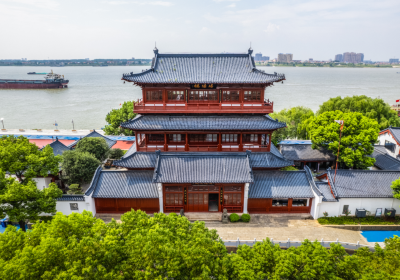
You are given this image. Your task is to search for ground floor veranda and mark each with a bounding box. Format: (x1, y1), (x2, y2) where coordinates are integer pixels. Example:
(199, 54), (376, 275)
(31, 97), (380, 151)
(94, 183), (313, 215)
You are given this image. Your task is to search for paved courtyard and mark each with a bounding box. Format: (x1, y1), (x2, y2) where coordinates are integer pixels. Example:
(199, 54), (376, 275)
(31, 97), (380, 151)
(97, 213), (370, 245)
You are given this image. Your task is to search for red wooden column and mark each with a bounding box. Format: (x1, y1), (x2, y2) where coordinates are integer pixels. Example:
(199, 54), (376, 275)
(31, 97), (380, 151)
(185, 133), (189, 151)
(239, 133), (243, 151)
(163, 89), (166, 109)
(267, 132), (272, 152)
(135, 131), (139, 151)
(164, 133), (168, 151)
(288, 198), (293, 212)
(218, 133), (222, 151)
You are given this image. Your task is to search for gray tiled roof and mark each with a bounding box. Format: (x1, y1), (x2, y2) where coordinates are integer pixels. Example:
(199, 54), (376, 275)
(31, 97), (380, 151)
(327, 169), (400, 198)
(41, 139), (71, 156)
(114, 150), (293, 169)
(314, 182), (337, 202)
(153, 152), (253, 183)
(122, 142), (137, 158)
(280, 144), (336, 161)
(57, 195), (85, 201)
(249, 170), (315, 198)
(370, 146), (400, 171)
(88, 169), (158, 198)
(68, 130), (117, 149)
(122, 51), (285, 84)
(114, 152), (157, 168)
(380, 127), (400, 144)
(121, 115), (286, 131)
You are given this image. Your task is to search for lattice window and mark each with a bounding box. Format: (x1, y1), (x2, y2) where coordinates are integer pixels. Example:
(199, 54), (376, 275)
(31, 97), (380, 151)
(189, 90), (218, 102)
(148, 134), (164, 143)
(243, 134), (258, 143)
(165, 193), (183, 206)
(189, 134), (218, 142)
(167, 90), (185, 101)
(146, 90), (163, 101)
(222, 90), (240, 102)
(221, 134), (238, 143)
(169, 134), (185, 142)
(224, 193), (242, 205)
(243, 90), (261, 102)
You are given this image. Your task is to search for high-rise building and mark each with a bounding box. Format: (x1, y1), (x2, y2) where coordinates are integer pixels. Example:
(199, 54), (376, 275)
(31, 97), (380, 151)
(389, 58), (399, 63)
(334, 54), (343, 62)
(342, 52), (364, 63)
(277, 53), (293, 63)
(255, 53), (263, 61)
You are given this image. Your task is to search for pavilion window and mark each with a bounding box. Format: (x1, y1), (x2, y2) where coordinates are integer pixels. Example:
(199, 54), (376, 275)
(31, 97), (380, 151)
(169, 134), (185, 142)
(189, 134), (218, 142)
(148, 134), (164, 143)
(224, 193), (242, 205)
(167, 90), (185, 102)
(292, 199), (308, 207)
(222, 90), (240, 102)
(222, 134), (238, 143)
(272, 199), (288, 207)
(146, 90), (163, 102)
(243, 134), (258, 143)
(189, 90), (218, 102)
(244, 90), (261, 102)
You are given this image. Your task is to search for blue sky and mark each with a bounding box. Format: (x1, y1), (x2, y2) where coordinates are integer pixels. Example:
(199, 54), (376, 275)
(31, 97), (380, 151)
(1, 0), (399, 60)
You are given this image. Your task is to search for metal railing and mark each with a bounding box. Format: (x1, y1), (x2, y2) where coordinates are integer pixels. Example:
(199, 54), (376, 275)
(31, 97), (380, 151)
(222, 238), (375, 251)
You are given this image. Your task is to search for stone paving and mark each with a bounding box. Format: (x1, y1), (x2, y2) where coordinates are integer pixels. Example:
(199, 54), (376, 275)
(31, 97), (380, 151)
(204, 214), (370, 245)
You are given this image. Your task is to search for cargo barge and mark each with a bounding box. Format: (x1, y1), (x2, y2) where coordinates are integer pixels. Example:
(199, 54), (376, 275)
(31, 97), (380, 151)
(0, 71), (68, 89)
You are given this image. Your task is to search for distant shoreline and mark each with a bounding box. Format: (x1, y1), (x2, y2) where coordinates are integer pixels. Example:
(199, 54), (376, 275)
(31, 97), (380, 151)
(0, 65), (152, 67)
(256, 64), (394, 68)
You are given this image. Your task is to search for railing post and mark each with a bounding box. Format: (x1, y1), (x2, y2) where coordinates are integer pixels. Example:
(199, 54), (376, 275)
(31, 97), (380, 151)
(357, 241), (359, 249)
(321, 238), (324, 247)
(336, 238), (339, 244)
(287, 238), (290, 248)
(254, 238), (256, 246)
(237, 237), (240, 247)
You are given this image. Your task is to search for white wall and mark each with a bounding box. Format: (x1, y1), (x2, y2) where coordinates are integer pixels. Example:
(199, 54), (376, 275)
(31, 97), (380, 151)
(84, 193), (97, 217)
(56, 201), (87, 215)
(32, 177), (52, 190)
(317, 198), (400, 217)
(378, 132), (399, 157)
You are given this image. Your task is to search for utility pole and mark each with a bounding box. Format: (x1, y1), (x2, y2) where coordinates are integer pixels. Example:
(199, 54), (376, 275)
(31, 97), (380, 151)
(334, 120), (344, 183)
(0, 118), (4, 129)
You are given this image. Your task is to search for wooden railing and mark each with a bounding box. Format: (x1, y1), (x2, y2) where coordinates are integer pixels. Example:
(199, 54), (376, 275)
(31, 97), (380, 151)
(133, 99), (274, 114)
(136, 144), (270, 152)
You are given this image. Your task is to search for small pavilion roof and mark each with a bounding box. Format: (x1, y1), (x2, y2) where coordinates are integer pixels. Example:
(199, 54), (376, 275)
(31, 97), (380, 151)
(121, 114), (286, 131)
(122, 48), (285, 85)
(279, 143), (336, 162)
(40, 138), (71, 156)
(371, 145), (400, 171)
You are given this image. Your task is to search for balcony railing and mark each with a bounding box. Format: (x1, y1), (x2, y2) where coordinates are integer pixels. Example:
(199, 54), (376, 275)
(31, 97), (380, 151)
(136, 144), (269, 152)
(133, 99), (274, 114)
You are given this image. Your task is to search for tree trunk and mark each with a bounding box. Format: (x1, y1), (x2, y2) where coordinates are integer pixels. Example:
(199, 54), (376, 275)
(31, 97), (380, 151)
(18, 220), (26, 232)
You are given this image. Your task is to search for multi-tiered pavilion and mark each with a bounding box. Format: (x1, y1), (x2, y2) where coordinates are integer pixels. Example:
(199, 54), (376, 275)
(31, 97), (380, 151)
(85, 48), (320, 216)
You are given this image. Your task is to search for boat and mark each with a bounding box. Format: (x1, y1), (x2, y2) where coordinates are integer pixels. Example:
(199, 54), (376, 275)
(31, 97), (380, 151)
(27, 72), (48, 74)
(0, 70), (69, 89)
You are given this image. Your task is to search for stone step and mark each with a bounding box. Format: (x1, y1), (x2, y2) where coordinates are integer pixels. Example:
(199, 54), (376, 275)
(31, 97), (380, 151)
(185, 212), (222, 221)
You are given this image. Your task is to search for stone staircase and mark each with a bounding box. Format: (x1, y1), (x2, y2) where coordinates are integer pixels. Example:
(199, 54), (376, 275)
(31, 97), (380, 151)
(185, 212), (222, 222)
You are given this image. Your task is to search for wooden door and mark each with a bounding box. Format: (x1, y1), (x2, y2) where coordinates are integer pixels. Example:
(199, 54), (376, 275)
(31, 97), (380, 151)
(187, 193), (208, 212)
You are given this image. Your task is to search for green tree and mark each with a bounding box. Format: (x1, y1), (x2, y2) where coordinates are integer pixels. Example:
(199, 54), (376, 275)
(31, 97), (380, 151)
(104, 101), (136, 136)
(75, 137), (109, 161)
(269, 106), (314, 144)
(107, 148), (125, 159)
(0, 170), (62, 232)
(304, 110), (379, 169)
(67, 184), (83, 194)
(61, 150), (100, 185)
(0, 135), (61, 184)
(318, 95), (400, 130)
(391, 178), (400, 200)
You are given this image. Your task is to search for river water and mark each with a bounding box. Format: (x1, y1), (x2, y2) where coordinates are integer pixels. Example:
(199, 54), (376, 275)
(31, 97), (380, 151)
(0, 66), (399, 129)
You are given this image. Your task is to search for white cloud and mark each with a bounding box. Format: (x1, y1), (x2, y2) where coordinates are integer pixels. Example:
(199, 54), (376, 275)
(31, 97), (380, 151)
(264, 23), (280, 33)
(227, 3), (236, 8)
(149, 1), (173, 6)
(119, 16), (155, 23)
(213, 0), (240, 2)
(104, 1), (128, 5)
(104, 0), (173, 6)
(4, 0), (59, 10)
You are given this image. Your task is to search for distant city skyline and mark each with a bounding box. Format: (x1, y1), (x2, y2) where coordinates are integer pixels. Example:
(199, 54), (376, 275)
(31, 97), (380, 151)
(0, 0), (399, 61)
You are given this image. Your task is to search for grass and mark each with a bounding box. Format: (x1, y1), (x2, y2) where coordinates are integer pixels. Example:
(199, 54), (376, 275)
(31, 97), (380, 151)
(318, 216), (400, 225)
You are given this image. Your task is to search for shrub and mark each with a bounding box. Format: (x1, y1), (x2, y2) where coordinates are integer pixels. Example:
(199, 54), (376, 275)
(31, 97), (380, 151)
(107, 148), (125, 159)
(323, 211), (328, 217)
(230, 213), (240, 222)
(241, 214), (251, 222)
(67, 184), (83, 194)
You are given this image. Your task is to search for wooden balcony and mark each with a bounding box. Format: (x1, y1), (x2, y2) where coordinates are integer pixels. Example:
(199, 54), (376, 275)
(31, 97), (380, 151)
(137, 143), (269, 152)
(133, 99), (274, 114)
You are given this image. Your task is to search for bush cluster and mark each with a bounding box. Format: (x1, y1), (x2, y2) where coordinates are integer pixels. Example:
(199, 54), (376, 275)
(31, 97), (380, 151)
(229, 213), (251, 223)
(318, 216), (400, 225)
(0, 211), (399, 279)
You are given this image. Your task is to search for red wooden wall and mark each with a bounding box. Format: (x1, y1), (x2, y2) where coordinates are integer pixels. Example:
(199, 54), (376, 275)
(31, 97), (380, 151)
(248, 198), (312, 214)
(95, 198), (159, 214)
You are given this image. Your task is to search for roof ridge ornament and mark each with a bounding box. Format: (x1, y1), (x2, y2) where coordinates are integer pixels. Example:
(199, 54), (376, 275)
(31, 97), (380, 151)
(248, 46), (253, 55)
(154, 43), (159, 55)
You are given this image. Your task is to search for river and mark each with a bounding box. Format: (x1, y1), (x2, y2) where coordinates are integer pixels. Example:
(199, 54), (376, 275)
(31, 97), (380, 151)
(0, 66), (399, 130)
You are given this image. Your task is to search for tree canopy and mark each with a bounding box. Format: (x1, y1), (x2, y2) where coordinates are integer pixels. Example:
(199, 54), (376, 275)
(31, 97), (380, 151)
(104, 101), (136, 136)
(107, 148), (125, 160)
(0, 210), (399, 279)
(0, 170), (62, 232)
(391, 178), (400, 200)
(303, 111), (380, 169)
(269, 106), (314, 144)
(0, 135), (61, 184)
(318, 95), (400, 130)
(75, 137), (109, 161)
(61, 150), (101, 185)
